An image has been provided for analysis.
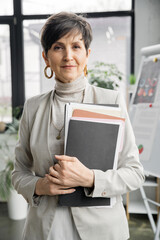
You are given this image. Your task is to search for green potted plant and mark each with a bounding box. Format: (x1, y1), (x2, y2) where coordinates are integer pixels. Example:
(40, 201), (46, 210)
(129, 74), (136, 85)
(0, 112), (27, 220)
(88, 61), (123, 90)
(128, 74), (136, 100)
(0, 142), (14, 201)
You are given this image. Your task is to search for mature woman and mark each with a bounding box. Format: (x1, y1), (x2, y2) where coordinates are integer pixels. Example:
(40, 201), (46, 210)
(12, 12), (144, 240)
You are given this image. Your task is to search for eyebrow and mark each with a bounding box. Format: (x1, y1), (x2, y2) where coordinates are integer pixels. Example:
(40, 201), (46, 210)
(54, 39), (83, 45)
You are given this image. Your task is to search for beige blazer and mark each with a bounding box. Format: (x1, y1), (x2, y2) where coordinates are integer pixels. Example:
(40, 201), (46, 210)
(12, 83), (145, 240)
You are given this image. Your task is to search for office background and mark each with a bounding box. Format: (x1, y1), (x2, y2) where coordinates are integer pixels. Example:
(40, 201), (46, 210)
(0, 0), (160, 239)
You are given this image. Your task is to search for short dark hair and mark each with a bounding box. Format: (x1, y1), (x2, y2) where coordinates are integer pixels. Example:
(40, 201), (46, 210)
(41, 12), (93, 56)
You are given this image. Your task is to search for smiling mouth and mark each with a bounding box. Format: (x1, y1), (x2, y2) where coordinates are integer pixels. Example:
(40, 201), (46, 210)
(61, 65), (76, 68)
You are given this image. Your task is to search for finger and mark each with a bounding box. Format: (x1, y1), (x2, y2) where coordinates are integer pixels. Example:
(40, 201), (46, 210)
(55, 155), (76, 162)
(49, 166), (54, 174)
(58, 188), (76, 195)
(46, 174), (60, 184)
(45, 174), (74, 190)
(49, 165), (61, 176)
(49, 167), (59, 178)
(54, 163), (61, 171)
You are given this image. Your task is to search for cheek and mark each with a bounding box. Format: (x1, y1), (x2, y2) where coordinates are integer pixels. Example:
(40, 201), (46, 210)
(49, 60), (59, 71)
(77, 55), (88, 67)
(47, 54), (60, 68)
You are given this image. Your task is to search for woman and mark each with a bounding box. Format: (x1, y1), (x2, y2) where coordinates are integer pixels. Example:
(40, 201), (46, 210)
(12, 12), (144, 240)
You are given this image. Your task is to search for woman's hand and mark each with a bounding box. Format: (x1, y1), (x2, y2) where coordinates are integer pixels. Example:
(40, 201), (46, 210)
(35, 176), (76, 196)
(46, 155), (94, 188)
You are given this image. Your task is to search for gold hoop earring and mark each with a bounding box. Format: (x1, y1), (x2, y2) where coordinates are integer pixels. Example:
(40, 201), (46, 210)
(84, 65), (88, 77)
(44, 66), (53, 79)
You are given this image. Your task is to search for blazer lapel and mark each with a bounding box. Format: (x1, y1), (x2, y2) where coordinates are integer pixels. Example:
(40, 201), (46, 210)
(83, 83), (95, 103)
(30, 90), (55, 174)
(47, 90), (56, 164)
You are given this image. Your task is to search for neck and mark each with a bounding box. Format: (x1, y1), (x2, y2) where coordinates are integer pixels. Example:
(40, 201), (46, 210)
(54, 75), (87, 97)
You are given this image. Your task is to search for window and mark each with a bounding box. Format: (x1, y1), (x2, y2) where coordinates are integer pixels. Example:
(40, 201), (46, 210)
(22, 0), (132, 15)
(23, 16), (131, 98)
(0, 0), (13, 16)
(88, 16), (131, 96)
(0, 0), (134, 121)
(23, 20), (55, 99)
(0, 25), (12, 122)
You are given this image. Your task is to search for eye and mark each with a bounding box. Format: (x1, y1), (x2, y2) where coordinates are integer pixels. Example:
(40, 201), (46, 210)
(53, 46), (63, 51)
(73, 45), (80, 49)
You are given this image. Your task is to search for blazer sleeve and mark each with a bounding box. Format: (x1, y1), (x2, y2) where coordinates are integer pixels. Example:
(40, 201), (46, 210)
(12, 100), (41, 207)
(85, 92), (145, 198)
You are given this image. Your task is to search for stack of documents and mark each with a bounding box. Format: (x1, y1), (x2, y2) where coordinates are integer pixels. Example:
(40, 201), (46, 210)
(58, 103), (125, 207)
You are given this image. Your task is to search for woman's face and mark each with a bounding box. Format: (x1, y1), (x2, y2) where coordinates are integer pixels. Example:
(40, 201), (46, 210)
(43, 32), (91, 83)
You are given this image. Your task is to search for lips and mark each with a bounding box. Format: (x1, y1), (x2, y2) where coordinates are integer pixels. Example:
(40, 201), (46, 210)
(61, 65), (76, 68)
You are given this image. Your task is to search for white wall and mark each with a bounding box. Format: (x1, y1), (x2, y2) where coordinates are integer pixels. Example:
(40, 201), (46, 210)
(135, 0), (160, 76)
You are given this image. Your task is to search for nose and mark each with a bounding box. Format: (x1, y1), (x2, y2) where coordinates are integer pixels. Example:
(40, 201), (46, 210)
(63, 48), (73, 62)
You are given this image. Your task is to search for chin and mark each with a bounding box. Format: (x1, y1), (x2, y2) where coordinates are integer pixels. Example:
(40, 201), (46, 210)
(65, 79), (76, 83)
(61, 74), (78, 83)
(56, 72), (82, 83)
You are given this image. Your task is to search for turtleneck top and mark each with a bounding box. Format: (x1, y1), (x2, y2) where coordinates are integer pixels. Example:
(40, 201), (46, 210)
(48, 75), (87, 240)
(48, 76), (87, 163)
(52, 75), (87, 132)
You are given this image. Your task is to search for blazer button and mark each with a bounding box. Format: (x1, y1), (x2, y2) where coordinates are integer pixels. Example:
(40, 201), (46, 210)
(101, 191), (107, 197)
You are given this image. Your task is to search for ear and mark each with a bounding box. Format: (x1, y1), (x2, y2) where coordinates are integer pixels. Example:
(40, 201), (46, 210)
(87, 48), (91, 57)
(86, 48), (91, 64)
(42, 51), (49, 66)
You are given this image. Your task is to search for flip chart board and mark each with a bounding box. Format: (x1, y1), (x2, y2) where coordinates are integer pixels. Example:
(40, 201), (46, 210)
(130, 44), (160, 178)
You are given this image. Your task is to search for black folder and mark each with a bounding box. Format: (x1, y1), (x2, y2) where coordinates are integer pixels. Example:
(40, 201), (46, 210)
(58, 118), (120, 207)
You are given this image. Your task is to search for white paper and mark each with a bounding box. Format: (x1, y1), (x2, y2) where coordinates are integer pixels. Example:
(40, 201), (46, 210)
(64, 103), (123, 208)
(64, 102), (121, 153)
(132, 104), (160, 161)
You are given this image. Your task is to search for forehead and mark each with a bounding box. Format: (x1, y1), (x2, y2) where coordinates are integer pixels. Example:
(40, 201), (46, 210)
(56, 31), (83, 43)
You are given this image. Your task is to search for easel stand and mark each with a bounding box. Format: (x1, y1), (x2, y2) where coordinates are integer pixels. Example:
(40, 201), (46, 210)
(128, 44), (160, 239)
(140, 186), (160, 240)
